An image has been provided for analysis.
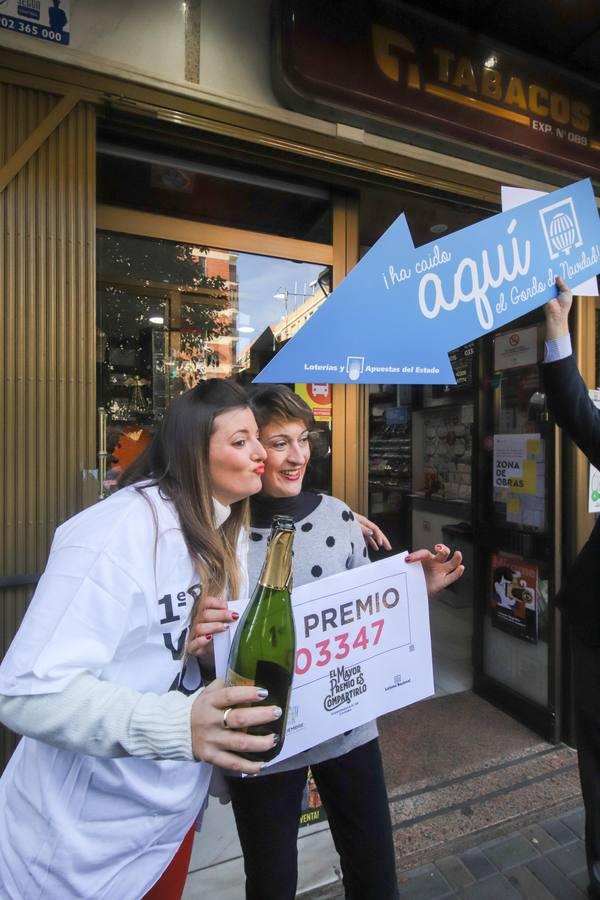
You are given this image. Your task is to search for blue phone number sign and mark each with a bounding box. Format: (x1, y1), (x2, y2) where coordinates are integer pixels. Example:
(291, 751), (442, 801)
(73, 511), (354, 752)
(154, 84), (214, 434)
(0, 1), (70, 45)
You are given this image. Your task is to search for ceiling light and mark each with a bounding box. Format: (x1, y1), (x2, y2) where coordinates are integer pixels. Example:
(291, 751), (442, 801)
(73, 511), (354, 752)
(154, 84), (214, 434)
(484, 55), (498, 68)
(149, 316), (164, 325)
(430, 223), (448, 235)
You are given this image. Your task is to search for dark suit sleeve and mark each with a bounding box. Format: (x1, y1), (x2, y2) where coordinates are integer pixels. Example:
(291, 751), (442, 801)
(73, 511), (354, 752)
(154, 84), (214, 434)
(542, 354), (600, 471)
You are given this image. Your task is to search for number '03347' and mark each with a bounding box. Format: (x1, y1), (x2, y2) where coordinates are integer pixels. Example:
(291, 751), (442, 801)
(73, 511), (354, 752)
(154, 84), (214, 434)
(295, 619), (385, 675)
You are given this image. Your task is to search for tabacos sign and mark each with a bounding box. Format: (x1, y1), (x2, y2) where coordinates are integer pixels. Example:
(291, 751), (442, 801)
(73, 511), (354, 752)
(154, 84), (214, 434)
(273, 0), (600, 178)
(370, 25), (592, 145)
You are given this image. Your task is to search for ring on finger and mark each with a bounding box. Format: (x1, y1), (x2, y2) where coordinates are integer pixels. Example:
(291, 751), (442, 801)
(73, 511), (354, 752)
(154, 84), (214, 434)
(223, 707), (234, 729)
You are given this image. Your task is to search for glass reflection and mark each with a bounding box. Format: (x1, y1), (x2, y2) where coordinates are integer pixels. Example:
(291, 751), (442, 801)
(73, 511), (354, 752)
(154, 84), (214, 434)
(97, 231), (330, 491)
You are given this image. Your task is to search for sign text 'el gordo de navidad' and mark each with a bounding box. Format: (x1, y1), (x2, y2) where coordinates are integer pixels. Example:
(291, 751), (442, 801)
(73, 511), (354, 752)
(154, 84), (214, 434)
(255, 179), (600, 385)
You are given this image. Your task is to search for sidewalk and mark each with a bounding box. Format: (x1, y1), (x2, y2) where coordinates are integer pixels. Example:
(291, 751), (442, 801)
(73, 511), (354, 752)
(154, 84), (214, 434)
(306, 804), (588, 899)
(302, 690), (586, 899)
(184, 692), (585, 899)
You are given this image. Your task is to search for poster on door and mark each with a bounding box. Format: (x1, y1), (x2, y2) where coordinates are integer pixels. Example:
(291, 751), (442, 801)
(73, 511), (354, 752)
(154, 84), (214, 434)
(493, 433), (545, 528)
(494, 327), (538, 371)
(491, 553), (538, 643)
(299, 768), (328, 828)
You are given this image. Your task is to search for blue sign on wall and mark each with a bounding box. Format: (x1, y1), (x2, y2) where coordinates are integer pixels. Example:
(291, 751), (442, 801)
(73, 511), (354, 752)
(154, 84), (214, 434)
(0, 0), (70, 45)
(255, 179), (600, 385)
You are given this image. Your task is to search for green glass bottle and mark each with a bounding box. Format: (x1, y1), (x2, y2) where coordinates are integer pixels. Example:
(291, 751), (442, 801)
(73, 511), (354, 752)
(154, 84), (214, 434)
(226, 515), (296, 762)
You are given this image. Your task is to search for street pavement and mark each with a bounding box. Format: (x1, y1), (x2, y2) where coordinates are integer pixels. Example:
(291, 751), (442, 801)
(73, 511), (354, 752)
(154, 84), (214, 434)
(307, 804), (590, 899)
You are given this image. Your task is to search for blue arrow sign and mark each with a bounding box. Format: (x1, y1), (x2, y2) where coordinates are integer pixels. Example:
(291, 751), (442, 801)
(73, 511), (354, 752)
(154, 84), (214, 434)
(255, 178), (600, 385)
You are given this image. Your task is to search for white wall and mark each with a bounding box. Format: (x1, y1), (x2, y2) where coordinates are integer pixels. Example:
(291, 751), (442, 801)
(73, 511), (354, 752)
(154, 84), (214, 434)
(73, 0), (186, 83)
(0, 0), (187, 84)
(199, 0), (277, 106)
(0, 0), (275, 106)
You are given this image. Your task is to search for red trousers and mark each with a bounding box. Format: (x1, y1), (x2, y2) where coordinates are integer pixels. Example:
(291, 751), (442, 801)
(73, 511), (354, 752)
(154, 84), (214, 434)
(143, 825), (195, 900)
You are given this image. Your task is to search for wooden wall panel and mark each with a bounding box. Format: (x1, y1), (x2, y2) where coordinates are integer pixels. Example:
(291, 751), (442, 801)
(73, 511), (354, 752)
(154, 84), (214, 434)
(0, 82), (96, 766)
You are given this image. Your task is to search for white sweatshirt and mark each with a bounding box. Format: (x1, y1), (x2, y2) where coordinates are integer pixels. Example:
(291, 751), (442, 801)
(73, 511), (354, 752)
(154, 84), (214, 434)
(0, 485), (240, 900)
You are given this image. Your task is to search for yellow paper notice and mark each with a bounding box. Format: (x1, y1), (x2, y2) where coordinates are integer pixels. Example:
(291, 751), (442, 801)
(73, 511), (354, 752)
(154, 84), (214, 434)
(512, 459), (537, 494)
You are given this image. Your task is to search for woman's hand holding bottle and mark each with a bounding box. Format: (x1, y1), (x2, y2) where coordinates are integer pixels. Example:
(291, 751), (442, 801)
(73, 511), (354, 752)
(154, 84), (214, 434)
(190, 679), (282, 774)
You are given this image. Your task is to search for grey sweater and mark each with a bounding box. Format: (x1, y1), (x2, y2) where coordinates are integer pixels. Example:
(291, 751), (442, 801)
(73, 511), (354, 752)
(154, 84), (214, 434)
(247, 493), (378, 775)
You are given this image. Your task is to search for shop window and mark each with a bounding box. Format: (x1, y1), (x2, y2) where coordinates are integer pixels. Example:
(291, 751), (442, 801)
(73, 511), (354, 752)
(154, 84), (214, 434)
(359, 184), (497, 251)
(97, 231), (332, 493)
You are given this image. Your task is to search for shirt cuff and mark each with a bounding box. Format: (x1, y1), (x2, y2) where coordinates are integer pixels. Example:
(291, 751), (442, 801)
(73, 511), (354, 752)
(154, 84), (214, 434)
(128, 688), (199, 760)
(544, 334), (572, 363)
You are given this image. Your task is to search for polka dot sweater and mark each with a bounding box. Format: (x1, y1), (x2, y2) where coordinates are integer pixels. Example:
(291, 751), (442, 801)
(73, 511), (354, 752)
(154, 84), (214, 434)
(247, 493), (378, 775)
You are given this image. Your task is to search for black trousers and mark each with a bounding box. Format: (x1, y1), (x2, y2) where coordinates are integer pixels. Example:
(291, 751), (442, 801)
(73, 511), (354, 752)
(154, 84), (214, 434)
(572, 633), (600, 890)
(226, 738), (399, 900)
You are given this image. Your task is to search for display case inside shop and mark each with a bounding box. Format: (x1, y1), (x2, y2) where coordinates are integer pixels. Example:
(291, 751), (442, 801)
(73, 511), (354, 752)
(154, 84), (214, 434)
(368, 386), (412, 551)
(409, 344), (476, 588)
(410, 341), (476, 504)
(369, 400), (411, 510)
(412, 403), (474, 503)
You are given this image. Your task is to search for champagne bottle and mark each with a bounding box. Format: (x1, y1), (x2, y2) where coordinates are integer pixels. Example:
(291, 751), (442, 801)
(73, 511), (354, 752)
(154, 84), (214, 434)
(226, 515), (296, 762)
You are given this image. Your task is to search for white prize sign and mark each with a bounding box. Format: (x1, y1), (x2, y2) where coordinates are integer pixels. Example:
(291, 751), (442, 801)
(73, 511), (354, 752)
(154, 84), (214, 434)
(215, 553), (434, 766)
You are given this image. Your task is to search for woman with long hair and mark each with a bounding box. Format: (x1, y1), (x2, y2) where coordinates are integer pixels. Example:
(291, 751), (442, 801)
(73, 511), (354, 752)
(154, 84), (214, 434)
(0, 379), (282, 900)
(189, 384), (464, 900)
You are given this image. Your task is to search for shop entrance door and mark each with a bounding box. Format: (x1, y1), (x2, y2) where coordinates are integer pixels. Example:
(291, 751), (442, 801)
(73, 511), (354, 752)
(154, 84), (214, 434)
(472, 311), (561, 742)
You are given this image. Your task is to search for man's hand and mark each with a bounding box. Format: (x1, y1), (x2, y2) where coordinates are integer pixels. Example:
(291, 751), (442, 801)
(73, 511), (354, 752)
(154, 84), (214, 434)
(544, 276), (572, 340)
(405, 543), (464, 597)
(354, 512), (392, 552)
(190, 679), (282, 775)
